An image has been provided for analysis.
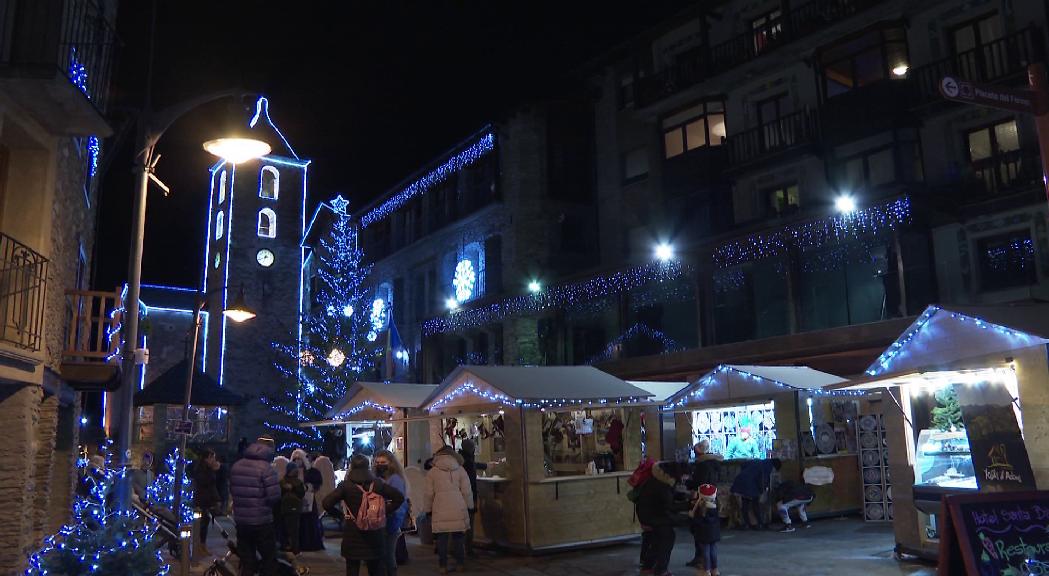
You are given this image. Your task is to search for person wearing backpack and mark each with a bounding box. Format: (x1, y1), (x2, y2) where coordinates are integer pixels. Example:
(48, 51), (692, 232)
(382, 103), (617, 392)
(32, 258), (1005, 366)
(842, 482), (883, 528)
(636, 461), (687, 576)
(420, 445), (472, 574)
(323, 454), (405, 576)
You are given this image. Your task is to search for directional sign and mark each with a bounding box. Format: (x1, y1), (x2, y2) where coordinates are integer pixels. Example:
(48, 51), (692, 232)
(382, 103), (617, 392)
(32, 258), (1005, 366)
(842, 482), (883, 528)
(940, 75), (1045, 114)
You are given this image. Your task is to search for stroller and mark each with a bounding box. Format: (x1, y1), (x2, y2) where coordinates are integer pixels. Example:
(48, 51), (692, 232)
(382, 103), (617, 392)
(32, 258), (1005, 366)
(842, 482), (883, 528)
(204, 515), (309, 576)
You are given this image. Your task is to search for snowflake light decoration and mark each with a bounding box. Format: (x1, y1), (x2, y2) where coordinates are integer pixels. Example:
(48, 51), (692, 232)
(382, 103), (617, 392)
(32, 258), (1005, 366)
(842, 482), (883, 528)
(453, 259), (476, 303)
(370, 298), (387, 332)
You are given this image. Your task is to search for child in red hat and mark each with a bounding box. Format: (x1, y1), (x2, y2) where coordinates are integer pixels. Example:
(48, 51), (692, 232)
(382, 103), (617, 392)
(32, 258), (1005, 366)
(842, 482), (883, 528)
(687, 483), (720, 576)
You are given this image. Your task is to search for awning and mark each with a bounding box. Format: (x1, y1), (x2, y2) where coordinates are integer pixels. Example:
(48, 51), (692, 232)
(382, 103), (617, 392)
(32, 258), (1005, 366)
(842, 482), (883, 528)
(860, 304), (1049, 381)
(134, 360), (246, 406)
(315, 382), (438, 425)
(664, 364), (848, 410)
(424, 365), (653, 414)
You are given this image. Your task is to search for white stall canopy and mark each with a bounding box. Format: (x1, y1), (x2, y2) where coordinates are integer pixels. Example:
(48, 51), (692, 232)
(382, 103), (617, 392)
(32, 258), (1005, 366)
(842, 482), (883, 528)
(628, 381), (690, 404)
(665, 364), (847, 410)
(855, 304), (1049, 384)
(311, 382), (438, 425)
(424, 365), (653, 414)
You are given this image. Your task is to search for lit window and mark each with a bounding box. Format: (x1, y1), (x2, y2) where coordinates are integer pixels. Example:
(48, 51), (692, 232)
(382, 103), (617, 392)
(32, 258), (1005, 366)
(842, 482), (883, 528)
(215, 211), (224, 240)
(260, 166), (279, 200)
(819, 25), (908, 98)
(218, 170), (227, 204)
(258, 208), (276, 238)
(662, 100), (726, 159)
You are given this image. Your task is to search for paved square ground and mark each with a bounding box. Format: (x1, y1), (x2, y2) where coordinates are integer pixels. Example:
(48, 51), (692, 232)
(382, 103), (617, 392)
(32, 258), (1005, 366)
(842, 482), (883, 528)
(193, 517), (937, 576)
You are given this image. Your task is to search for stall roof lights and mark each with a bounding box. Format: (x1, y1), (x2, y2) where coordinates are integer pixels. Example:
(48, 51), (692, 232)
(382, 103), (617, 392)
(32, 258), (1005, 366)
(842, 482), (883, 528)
(333, 400), (398, 420)
(665, 364), (864, 410)
(427, 381), (648, 413)
(865, 306), (1043, 376)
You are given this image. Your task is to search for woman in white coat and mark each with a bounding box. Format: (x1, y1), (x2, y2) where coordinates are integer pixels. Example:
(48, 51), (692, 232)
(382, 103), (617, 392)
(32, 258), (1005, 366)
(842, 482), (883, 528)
(422, 446), (473, 574)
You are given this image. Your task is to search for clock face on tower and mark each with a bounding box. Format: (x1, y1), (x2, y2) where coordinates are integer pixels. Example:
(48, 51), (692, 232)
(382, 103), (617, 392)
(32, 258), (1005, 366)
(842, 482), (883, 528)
(256, 249), (275, 267)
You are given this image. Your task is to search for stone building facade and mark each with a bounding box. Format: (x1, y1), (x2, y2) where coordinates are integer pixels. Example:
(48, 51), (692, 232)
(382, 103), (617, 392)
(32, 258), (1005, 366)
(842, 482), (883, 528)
(0, 0), (119, 571)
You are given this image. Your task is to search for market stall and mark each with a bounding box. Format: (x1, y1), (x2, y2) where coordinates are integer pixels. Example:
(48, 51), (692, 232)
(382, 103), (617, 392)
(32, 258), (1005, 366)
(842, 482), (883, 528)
(423, 365), (653, 552)
(663, 364), (866, 522)
(826, 304), (1049, 560)
(317, 382), (437, 468)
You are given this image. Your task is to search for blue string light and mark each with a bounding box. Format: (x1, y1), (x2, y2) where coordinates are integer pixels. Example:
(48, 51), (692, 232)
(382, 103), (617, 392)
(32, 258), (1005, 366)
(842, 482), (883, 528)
(666, 364), (864, 409)
(423, 261), (692, 336)
(985, 237), (1034, 272)
(360, 130), (495, 228)
(713, 197), (911, 269)
(865, 306), (1042, 376)
(86, 136), (100, 179)
(333, 400), (398, 420)
(68, 48), (89, 96)
(587, 322), (681, 364)
(427, 380), (648, 412)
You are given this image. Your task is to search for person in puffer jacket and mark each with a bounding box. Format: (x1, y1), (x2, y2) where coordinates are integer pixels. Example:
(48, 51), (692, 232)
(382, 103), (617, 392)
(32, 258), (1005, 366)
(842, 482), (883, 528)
(636, 461), (687, 576)
(230, 436), (281, 576)
(421, 446), (473, 574)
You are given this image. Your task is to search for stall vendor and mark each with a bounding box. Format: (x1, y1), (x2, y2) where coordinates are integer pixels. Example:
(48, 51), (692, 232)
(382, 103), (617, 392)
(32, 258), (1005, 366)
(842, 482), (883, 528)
(725, 422), (763, 460)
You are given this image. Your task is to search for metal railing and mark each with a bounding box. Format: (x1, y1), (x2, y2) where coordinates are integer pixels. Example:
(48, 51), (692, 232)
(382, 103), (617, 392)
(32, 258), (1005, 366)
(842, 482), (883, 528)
(727, 108), (821, 166)
(0, 0), (118, 112)
(911, 27), (1044, 107)
(64, 288), (120, 363)
(636, 0), (883, 107)
(0, 233), (48, 351)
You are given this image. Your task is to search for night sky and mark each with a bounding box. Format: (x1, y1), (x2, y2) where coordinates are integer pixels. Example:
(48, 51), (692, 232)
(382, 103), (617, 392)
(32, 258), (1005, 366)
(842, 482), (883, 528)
(95, 1), (691, 291)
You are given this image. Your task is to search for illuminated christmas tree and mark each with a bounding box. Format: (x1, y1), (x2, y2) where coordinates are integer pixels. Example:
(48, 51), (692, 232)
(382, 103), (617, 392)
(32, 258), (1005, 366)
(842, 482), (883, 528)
(144, 449), (194, 526)
(263, 195), (377, 451)
(25, 443), (169, 576)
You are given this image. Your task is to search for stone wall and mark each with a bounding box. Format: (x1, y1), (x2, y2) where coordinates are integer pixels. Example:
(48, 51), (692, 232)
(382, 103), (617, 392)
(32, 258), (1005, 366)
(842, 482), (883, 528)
(0, 384), (43, 573)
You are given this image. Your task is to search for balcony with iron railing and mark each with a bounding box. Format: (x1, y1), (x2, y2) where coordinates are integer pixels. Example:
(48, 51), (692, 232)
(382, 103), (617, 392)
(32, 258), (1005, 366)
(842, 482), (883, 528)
(0, 233), (47, 355)
(910, 26), (1045, 109)
(635, 0), (884, 107)
(726, 108), (821, 168)
(0, 0), (117, 136)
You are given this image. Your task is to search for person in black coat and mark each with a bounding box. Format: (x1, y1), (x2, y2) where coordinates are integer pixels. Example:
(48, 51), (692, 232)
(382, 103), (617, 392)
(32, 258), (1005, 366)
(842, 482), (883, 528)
(192, 448), (221, 557)
(685, 440), (723, 490)
(635, 461), (687, 576)
(323, 454), (405, 576)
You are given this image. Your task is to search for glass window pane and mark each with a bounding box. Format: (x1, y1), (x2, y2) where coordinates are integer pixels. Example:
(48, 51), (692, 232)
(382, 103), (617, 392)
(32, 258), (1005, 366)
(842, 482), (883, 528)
(954, 26), (977, 53)
(844, 158), (865, 189)
(663, 104), (705, 128)
(979, 14), (1002, 43)
(968, 129), (992, 161)
(995, 121), (1019, 152)
(708, 114), (726, 146)
(664, 129), (685, 158)
(855, 49), (886, 86)
(825, 60), (854, 96)
(686, 119), (707, 150)
(867, 149), (896, 186)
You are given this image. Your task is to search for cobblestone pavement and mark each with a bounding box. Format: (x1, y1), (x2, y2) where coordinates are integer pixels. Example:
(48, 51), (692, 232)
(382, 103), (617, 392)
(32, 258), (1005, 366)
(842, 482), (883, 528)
(191, 517), (937, 576)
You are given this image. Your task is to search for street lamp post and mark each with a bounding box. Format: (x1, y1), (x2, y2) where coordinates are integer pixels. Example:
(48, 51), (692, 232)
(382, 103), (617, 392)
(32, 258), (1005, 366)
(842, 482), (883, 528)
(113, 97), (271, 511)
(171, 286), (255, 573)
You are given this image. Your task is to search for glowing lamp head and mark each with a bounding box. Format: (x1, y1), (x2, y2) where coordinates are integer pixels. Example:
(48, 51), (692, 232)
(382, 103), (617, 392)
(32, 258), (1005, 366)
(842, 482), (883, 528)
(835, 195), (857, 214)
(891, 63), (909, 77)
(343, 304), (354, 317)
(445, 297), (459, 312)
(327, 348), (346, 368)
(655, 242), (674, 262)
(528, 280), (542, 294)
(202, 138), (271, 164)
(222, 288), (257, 323)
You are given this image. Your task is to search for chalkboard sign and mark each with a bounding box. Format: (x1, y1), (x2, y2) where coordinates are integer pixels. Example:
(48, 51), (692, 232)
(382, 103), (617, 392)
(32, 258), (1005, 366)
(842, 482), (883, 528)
(938, 491), (1049, 576)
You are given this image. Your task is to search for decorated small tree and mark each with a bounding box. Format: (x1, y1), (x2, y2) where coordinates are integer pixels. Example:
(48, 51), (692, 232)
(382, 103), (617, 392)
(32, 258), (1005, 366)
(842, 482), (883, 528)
(25, 443), (169, 576)
(144, 449), (195, 526)
(932, 385), (963, 431)
(264, 195), (377, 451)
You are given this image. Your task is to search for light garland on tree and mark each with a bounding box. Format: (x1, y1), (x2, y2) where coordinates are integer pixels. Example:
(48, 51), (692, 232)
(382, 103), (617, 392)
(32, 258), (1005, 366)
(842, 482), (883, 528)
(666, 364), (865, 409)
(145, 449), (195, 526)
(428, 381), (648, 412)
(423, 261), (692, 336)
(25, 441), (170, 576)
(360, 129), (496, 228)
(713, 197), (911, 269)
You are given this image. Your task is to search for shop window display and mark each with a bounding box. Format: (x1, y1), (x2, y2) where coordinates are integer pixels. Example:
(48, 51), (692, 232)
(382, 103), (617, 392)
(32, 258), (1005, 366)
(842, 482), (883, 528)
(542, 408), (625, 475)
(690, 401), (776, 459)
(440, 413), (507, 474)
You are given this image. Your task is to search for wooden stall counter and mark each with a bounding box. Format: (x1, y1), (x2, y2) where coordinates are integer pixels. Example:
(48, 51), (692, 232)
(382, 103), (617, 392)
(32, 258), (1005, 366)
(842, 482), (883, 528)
(526, 472), (639, 550)
(802, 454), (862, 517)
